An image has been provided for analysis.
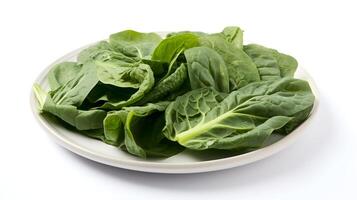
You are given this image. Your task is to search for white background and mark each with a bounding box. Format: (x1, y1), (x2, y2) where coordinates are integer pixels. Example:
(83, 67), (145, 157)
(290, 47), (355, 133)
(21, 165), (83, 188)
(1, 0), (356, 199)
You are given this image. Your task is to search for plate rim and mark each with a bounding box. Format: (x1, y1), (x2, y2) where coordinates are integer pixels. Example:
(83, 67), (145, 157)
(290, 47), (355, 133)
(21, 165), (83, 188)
(30, 42), (320, 174)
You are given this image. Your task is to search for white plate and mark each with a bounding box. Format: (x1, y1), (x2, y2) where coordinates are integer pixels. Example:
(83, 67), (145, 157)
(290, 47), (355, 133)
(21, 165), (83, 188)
(30, 41), (319, 174)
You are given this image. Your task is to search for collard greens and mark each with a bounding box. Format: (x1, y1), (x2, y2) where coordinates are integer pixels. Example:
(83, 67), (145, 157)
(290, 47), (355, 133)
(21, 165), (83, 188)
(34, 26), (314, 158)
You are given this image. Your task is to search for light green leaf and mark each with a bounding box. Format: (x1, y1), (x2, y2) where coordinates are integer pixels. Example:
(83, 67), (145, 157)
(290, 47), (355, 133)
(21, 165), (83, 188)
(78, 41), (139, 67)
(47, 62), (82, 90)
(109, 30), (162, 59)
(152, 33), (200, 78)
(221, 26), (244, 49)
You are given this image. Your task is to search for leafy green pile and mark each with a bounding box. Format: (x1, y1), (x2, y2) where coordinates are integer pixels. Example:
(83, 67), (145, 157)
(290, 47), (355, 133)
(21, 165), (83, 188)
(33, 26), (315, 158)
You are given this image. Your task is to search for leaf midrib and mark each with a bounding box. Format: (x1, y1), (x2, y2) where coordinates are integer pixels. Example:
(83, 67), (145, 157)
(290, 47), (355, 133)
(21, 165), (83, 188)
(175, 102), (269, 144)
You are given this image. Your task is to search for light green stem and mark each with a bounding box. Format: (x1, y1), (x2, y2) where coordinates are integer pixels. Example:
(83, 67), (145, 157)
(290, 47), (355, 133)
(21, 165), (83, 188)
(33, 84), (47, 111)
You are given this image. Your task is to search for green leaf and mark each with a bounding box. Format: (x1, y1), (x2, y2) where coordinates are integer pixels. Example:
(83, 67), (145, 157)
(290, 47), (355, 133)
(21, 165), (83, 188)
(243, 44), (282, 80)
(47, 62), (82, 90)
(277, 53), (298, 77)
(42, 96), (106, 130)
(142, 59), (168, 78)
(244, 44), (298, 79)
(163, 78), (314, 150)
(96, 61), (142, 89)
(152, 33), (200, 63)
(103, 111), (126, 145)
(78, 41), (113, 64)
(97, 63), (155, 109)
(78, 41), (139, 67)
(221, 26), (244, 49)
(200, 34), (260, 90)
(163, 87), (226, 140)
(184, 47), (229, 93)
(152, 33), (200, 78)
(138, 63), (188, 104)
(166, 31), (208, 38)
(123, 111), (147, 157)
(50, 62), (99, 107)
(109, 30), (162, 59)
(105, 102), (184, 158)
(84, 84), (137, 106)
(35, 63), (105, 130)
(209, 116), (291, 149)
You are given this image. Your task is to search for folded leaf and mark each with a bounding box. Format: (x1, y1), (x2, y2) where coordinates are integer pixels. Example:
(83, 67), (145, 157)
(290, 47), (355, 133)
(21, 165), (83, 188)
(35, 63), (106, 130)
(138, 63), (188, 104)
(142, 59), (168, 78)
(104, 102), (184, 158)
(34, 84), (107, 131)
(103, 110), (126, 145)
(42, 95), (106, 130)
(50, 62), (99, 107)
(97, 63), (155, 109)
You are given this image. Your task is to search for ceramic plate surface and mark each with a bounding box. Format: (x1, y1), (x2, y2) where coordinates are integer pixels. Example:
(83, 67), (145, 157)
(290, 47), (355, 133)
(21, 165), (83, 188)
(31, 38), (319, 174)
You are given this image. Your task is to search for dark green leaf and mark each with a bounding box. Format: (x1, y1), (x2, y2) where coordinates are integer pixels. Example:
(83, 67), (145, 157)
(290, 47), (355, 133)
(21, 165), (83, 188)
(97, 63), (155, 109)
(244, 44), (298, 79)
(105, 102), (184, 158)
(185, 47), (229, 93)
(138, 63), (188, 104)
(200, 35), (260, 90)
(43, 96), (106, 130)
(164, 78), (314, 150)
(50, 62), (99, 107)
